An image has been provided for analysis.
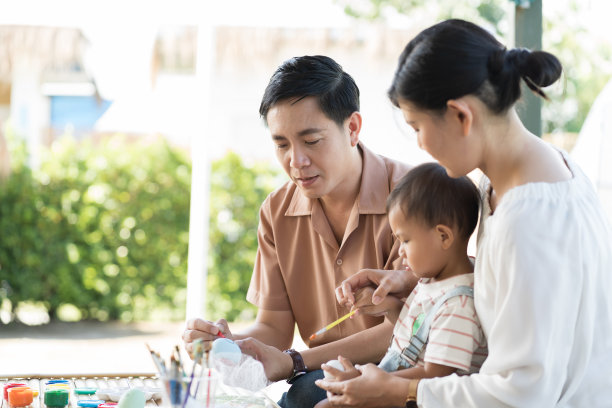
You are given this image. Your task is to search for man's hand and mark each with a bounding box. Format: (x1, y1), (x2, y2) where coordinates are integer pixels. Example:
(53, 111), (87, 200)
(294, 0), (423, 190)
(182, 318), (232, 358)
(336, 269), (415, 308)
(234, 337), (294, 382)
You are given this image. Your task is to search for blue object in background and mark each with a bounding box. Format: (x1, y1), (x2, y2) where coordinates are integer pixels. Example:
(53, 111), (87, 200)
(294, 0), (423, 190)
(50, 95), (112, 136)
(77, 400), (106, 407)
(509, 0), (533, 8)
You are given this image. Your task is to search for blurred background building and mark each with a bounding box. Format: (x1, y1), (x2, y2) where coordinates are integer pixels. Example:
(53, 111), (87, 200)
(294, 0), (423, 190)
(0, 0), (438, 175)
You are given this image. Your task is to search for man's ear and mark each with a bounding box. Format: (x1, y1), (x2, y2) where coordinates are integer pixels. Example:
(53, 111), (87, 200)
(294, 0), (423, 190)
(446, 99), (473, 137)
(435, 224), (455, 250)
(346, 111), (362, 146)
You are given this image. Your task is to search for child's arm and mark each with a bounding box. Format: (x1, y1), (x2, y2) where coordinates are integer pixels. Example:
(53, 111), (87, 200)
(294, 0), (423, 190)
(390, 361), (457, 380)
(353, 286), (405, 324)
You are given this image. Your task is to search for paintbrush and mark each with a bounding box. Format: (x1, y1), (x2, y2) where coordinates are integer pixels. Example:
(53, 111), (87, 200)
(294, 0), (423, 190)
(193, 340), (212, 395)
(175, 344), (188, 379)
(309, 309), (359, 340)
(145, 343), (167, 375)
(181, 339), (204, 408)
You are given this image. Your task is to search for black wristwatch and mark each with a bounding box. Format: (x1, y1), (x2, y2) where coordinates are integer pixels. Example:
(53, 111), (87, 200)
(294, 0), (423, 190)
(283, 348), (308, 384)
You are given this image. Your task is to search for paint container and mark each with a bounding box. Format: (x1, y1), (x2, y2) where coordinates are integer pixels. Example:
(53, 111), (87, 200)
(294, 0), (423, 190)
(45, 389), (70, 408)
(3, 383), (27, 401)
(8, 387), (33, 407)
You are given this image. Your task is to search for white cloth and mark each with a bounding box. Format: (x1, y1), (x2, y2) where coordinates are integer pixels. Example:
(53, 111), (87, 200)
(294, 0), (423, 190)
(391, 274), (487, 373)
(418, 150), (612, 407)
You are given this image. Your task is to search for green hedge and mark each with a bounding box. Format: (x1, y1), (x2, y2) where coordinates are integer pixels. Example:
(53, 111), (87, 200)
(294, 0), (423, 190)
(207, 153), (283, 322)
(0, 133), (280, 322)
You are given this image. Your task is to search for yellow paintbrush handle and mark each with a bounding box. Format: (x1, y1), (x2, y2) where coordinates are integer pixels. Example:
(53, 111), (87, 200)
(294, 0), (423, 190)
(324, 308), (357, 330)
(310, 309), (359, 340)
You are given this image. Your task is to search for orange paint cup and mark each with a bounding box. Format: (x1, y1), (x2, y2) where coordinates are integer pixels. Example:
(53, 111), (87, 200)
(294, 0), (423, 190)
(3, 384), (27, 401)
(8, 387), (33, 407)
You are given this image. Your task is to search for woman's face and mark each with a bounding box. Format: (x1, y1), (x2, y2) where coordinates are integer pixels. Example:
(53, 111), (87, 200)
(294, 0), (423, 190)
(398, 100), (475, 178)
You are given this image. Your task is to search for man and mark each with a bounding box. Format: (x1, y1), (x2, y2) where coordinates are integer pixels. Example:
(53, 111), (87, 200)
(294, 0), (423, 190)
(182, 55), (414, 408)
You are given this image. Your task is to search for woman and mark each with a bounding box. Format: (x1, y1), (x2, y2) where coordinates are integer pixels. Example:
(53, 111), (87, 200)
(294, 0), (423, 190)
(316, 19), (612, 407)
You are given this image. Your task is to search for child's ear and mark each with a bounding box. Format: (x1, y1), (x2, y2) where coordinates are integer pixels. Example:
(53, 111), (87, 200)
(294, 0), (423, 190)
(436, 224), (454, 250)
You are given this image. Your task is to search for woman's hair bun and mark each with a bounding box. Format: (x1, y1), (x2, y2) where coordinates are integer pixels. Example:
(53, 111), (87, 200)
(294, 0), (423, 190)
(389, 19), (563, 113)
(506, 48), (563, 95)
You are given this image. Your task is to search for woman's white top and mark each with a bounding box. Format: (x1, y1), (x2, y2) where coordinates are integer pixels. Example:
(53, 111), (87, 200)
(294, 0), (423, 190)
(418, 151), (612, 407)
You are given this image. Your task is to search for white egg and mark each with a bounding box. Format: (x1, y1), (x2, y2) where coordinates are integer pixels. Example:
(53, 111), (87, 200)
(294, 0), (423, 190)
(323, 359), (345, 380)
(118, 389), (145, 408)
(210, 338), (242, 364)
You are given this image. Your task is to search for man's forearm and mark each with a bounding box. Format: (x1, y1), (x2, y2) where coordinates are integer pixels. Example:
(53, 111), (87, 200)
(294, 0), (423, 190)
(300, 319), (393, 370)
(234, 321), (294, 351)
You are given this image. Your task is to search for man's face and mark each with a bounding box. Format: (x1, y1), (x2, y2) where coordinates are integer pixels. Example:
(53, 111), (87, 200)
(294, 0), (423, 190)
(267, 96), (358, 200)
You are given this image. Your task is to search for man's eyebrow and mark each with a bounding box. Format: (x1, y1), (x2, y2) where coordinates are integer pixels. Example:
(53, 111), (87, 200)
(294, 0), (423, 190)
(271, 128), (325, 140)
(297, 127), (325, 137)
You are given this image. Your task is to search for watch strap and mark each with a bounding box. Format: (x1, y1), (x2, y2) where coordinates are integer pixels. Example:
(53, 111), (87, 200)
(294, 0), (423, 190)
(283, 349), (307, 384)
(405, 379), (420, 407)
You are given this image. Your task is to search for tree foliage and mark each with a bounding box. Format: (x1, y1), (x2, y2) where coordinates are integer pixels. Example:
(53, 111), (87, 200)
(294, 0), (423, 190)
(337, 0), (508, 34)
(0, 131), (280, 323)
(336, 0), (612, 134)
(206, 152), (283, 322)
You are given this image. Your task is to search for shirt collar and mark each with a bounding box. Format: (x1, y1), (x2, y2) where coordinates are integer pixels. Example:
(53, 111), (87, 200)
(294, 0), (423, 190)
(285, 141), (390, 216)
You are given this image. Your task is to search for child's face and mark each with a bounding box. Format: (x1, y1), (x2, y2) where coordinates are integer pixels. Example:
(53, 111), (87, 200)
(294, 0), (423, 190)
(388, 206), (448, 281)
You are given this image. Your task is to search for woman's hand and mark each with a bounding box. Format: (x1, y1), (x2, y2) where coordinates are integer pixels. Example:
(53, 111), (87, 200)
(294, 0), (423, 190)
(182, 318), (232, 358)
(321, 356), (362, 401)
(321, 356), (361, 381)
(234, 337), (293, 382)
(316, 363), (405, 408)
(336, 269), (415, 308)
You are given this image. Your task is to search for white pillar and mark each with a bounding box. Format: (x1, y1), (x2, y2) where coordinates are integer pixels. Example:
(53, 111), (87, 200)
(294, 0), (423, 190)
(10, 55), (49, 169)
(185, 18), (215, 321)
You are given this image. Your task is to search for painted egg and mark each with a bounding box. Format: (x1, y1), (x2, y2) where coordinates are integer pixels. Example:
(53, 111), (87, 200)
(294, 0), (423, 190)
(323, 359), (345, 380)
(210, 338), (242, 364)
(117, 389), (145, 408)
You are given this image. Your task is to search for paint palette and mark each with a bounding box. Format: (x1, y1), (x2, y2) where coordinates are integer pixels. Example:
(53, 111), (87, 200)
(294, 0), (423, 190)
(95, 388), (160, 402)
(0, 376), (161, 408)
(0, 375), (278, 408)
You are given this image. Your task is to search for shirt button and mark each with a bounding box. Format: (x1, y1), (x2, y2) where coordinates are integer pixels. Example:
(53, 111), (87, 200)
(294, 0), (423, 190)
(336, 259), (343, 265)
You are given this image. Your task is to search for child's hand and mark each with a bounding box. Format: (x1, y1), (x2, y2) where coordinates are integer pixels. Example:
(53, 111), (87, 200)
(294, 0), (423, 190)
(353, 286), (392, 317)
(354, 286), (405, 323)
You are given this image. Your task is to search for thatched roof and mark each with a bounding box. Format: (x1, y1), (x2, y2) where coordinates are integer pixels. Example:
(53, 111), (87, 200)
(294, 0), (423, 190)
(0, 25), (89, 82)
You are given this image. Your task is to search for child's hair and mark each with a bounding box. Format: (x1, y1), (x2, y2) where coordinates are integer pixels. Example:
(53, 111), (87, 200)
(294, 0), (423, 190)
(388, 19), (562, 114)
(387, 162), (480, 240)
